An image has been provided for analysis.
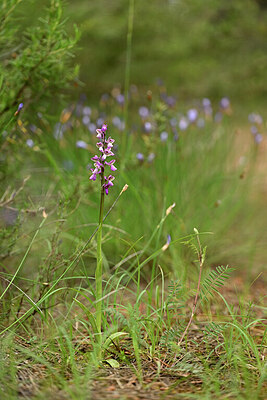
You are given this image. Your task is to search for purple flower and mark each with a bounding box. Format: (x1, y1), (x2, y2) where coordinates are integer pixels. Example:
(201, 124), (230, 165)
(103, 175), (115, 195)
(105, 159), (117, 171)
(89, 124), (116, 195)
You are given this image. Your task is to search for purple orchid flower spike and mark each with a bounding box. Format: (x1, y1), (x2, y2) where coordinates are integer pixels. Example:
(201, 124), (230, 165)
(89, 124), (116, 195)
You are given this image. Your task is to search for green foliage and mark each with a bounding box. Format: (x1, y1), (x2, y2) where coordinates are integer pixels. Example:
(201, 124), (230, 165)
(201, 265), (235, 302)
(0, 0), (79, 130)
(36, 0), (267, 101)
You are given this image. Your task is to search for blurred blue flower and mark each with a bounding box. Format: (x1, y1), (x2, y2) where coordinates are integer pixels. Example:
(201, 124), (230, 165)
(170, 117), (177, 127)
(255, 133), (262, 144)
(139, 106), (150, 119)
(82, 115), (90, 125)
(88, 123), (96, 134)
(250, 125), (258, 135)
(179, 117), (188, 131)
(220, 97), (230, 109)
(76, 140), (88, 149)
(26, 139), (34, 148)
(116, 94), (125, 105)
(165, 96), (176, 107)
(112, 116), (125, 131)
(187, 108), (198, 123)
(248, 113), (263, 125)
(144, 121), (153, 133)
(136, 152), (144, 161)
(202, 98), (211, 108)
(160, 131), (168, 142)
(83, 106), (91, 116)
(96, 117), (105, 128)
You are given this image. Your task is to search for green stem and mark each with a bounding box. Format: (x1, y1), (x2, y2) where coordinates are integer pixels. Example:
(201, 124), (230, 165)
(95, 177), (105, 340)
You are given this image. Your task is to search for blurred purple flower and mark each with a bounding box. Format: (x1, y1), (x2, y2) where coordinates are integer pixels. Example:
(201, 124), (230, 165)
(220, 97), (230, 109)
(187, 108), (198, 123)
(76, 140), (88, 149)
(202, 98), (211, 108)
(170, 117), (177, 127)
(139, 106), (150, 119)
(112, 116), (125, 131)
(179, 117), (188, 131)
(82, 115), (90, 125)
(250, 125), (258, 135)
(255, 133), (262, 144)
(88, 123), (96, 134)
(160, 131), (168, 142)
(26, 139), (34, 148)
(116, 94), (125, 105)
(83, 106), (91, 116)
(96, 117), (105, 128)
(144, 121), (153, 133)
(136, 153), (144, 161)
(165, 96), (176, 108)
(248, 113), (263, 125)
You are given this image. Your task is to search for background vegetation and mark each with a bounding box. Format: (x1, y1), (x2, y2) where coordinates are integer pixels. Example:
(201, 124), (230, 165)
(0, 1), (266, 399)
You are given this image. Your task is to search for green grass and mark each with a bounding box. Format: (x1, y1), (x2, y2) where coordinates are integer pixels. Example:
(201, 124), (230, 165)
(0, 90), (266, 398)
(1, 1), (267, 397)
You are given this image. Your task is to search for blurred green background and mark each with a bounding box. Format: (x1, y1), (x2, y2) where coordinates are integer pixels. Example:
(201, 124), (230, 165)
(17, 0), (267, 104)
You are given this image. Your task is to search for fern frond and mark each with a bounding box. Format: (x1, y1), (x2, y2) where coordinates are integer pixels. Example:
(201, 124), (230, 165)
(200, 265), (234, 302)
